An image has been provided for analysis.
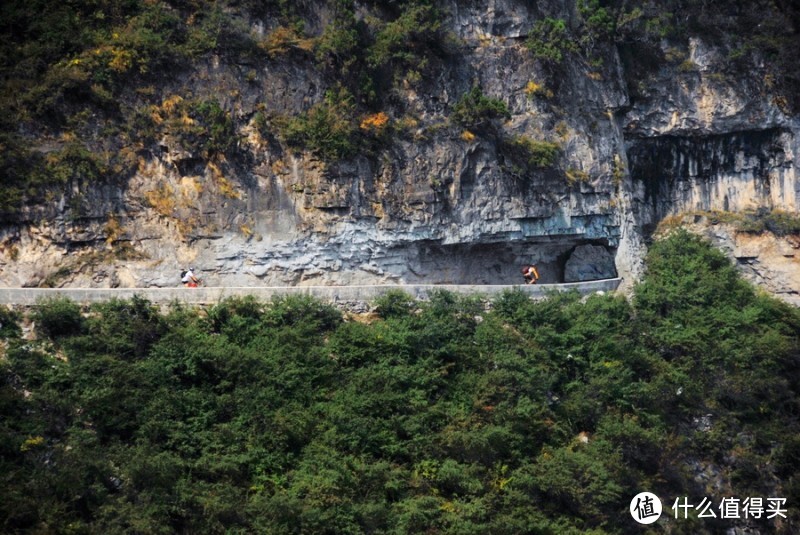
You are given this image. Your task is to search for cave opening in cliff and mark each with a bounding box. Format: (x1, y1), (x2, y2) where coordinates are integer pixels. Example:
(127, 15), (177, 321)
(400, 238), (618, 285)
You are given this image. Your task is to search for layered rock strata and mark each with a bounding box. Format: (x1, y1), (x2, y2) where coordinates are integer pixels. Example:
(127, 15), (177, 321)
(0, 2), (797, 296)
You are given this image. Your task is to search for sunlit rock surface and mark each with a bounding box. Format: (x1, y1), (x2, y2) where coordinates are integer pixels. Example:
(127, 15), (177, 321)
(0, 3), (797, 298)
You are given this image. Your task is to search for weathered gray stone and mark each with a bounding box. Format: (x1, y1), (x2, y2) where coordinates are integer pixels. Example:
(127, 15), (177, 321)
(564, 244), (617, 282)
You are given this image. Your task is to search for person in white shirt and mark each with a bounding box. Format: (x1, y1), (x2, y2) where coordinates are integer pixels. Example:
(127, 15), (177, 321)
(181, 267), (200, 287)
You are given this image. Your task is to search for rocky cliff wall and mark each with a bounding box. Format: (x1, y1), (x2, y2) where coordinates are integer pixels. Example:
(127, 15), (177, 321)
(1, 1), (797, 295)
(624, 37), (798, 228)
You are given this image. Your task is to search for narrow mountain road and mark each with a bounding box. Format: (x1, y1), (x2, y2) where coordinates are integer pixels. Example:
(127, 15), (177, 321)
(0, 279), (622, 305)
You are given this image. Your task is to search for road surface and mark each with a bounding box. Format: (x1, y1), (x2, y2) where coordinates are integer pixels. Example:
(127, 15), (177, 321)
(0, 278), (622, 306)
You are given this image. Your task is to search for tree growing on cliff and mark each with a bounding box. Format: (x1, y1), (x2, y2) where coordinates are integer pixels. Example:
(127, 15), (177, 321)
(526, 17), (577, 68)
(451, 86), (510, 133)
(280, 85), (359, 160)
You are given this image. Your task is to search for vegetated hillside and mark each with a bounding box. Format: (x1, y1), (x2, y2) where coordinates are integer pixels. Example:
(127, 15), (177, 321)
(656, 211), (800, 306)
(2, 230), (800, 534)
(1, 0), (799, 289)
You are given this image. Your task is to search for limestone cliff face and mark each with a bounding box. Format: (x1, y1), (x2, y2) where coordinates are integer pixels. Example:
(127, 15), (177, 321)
(1, 0), (797, 295)
(625, 37), (798, 219)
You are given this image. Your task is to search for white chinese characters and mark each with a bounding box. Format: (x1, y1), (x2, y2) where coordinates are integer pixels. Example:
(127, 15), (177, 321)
(671, 496), (787, 520)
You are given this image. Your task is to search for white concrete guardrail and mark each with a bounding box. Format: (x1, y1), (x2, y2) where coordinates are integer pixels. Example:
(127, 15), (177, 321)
(0, 278), (622, 306)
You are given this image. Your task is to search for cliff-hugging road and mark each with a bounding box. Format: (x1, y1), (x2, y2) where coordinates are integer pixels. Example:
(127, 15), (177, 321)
(0, 279), (622, 306)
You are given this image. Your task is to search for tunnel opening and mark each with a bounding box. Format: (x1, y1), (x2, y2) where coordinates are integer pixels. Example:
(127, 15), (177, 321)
(391, 238), (617, 284)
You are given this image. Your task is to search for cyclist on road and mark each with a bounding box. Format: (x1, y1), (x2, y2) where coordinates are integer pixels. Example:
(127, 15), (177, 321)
(521, 265), (540, 284)
(181, 267), (200, 287)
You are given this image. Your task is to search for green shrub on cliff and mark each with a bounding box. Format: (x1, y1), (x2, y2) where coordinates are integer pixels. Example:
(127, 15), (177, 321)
(32, 296), (84, 339)
(44, 142), (108, 184)
(314, 0), (360, 73)
(0, 131), (45, 214)
(526, 17), (577, 67)
(131, 96), (238, 159)
(451, 86), (510, 131)
(0, 132), (117, 215)
(730, 209), (800, 236)
(501, 135), (561, 170)
(189, 100), (238, 156)
(280, 86), (359, 160)
(367, 3), (442, 83)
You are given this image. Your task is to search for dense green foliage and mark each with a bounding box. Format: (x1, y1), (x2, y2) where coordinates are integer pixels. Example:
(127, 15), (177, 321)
(451, 87), (511, 132)
(2, 232), (800, 533)
(526, 18), (578, 67)
(281, 87), (359, 160)
(500, 135), (561, 175)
